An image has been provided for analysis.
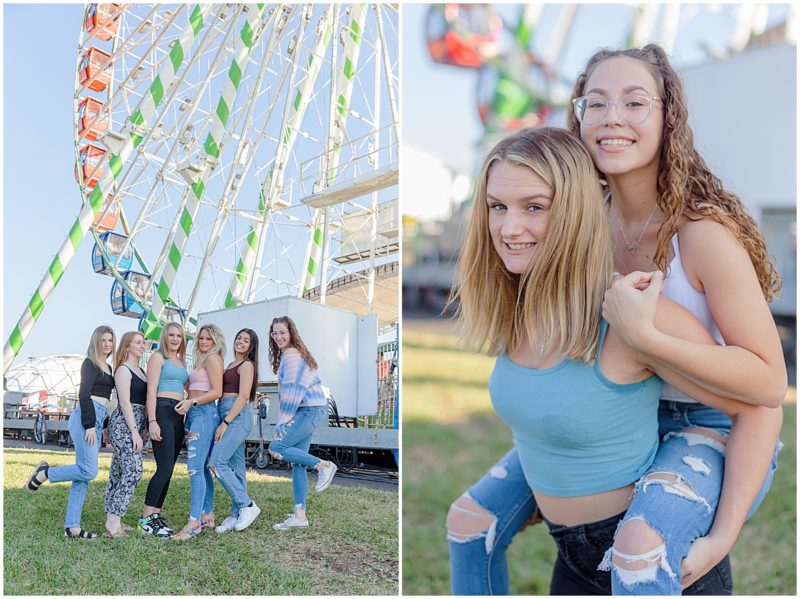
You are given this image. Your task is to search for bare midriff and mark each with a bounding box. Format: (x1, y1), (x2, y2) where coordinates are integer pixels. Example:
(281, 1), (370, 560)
(535, 483), (634, 527)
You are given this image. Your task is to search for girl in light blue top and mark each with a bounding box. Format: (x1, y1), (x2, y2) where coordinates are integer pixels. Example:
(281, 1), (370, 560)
(446, 127), (773, 594)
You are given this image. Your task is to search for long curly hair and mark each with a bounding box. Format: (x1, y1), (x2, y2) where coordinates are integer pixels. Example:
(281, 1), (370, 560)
(566, 44), (780, 301)
(268, 316), (318, 374)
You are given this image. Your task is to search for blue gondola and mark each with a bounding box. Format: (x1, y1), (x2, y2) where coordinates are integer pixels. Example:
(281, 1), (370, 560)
(92, 232), (132, 275)
(110, 270), (150, 317)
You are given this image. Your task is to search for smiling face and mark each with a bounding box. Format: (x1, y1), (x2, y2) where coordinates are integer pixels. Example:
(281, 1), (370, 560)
(234, 331), (251, 356)
(128, 334), (146, 360)
(196, 328), (215, 353)
(578, 56), (663, 179)
(270, 322), (292, 350)
(486, 160), (553, 275)
(166, 325), (183, 353)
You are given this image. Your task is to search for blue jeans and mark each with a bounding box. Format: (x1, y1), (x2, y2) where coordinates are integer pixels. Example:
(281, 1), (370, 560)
(268, 405), (325, 509)
(185, 401), (218, 521)
(546, 512), (732, 595)
(47, 401), (108, 529)
(448, 402), (780, 595)
(209, 397), (253, 513)
(603, 402), (781, 595)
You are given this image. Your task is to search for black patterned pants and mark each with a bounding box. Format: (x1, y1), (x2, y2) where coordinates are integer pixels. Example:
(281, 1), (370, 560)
(104, 404), (147, 517)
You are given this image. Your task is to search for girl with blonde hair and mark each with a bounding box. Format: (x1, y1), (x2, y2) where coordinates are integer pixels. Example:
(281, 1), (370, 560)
(173, 323), (225, 540)
(104, 331), (148, 537)
(27, 325), (116, 539)
(448, 44), (784, 595)
(139, 322), (189, 537)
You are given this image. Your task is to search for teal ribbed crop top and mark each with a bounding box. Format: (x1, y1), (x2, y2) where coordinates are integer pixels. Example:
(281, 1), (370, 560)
(490, 320), (662, 497)
(157, 358), (189, 393)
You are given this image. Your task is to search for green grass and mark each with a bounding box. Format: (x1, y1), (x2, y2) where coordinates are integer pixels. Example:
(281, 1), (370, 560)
(4, 448), (398, 595)
(402, 324), (796, 595)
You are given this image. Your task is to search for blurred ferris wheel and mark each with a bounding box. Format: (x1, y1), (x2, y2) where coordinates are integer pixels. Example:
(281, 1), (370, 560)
(425, 3), (795, 139)
(5, 3), (399, 371)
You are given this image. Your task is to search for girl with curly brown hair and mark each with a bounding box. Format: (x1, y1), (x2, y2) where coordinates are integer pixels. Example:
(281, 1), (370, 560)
(447, 44), (785, 595)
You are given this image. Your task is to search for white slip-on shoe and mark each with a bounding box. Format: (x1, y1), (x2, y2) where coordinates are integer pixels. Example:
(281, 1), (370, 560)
(215, 516), (238, 533)
(273, 515), (309, 530)
(234, 502), (261, 531)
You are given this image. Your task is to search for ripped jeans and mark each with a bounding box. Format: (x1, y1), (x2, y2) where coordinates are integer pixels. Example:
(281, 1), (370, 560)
(185, 402), (218, 521)
(447, 402), (780, 595)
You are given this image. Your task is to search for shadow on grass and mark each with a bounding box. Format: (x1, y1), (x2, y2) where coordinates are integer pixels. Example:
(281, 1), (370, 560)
(4, 448), (398, 596)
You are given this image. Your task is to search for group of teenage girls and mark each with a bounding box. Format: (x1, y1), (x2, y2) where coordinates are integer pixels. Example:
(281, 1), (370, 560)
(26, 316), (338, 540)
(446, 44), (786, 595)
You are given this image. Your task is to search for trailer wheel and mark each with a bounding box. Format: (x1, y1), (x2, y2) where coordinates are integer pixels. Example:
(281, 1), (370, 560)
(255, 450), (270, 469)
(34, 414), (47, 445)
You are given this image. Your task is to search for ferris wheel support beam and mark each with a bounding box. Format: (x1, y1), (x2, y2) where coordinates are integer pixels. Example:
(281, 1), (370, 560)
(184, 7), (292, 319)
(141, 4), (271, 340)
(231, 5), (332, 305)
(109, 4), (251, 277)
(298, 4), (369, 298)
(375, 4), (400, 134)
(102, 6), (242, 274)
(366, 30), (382, 315)
(3, 4), (213, 373)
(319, 5), (342, 306)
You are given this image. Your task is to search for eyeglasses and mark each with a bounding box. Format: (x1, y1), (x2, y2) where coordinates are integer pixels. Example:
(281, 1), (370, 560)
(572, 93), (662, 126)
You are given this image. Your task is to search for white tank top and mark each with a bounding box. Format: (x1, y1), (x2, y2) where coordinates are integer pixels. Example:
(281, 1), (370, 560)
(661, 235), (725, 403)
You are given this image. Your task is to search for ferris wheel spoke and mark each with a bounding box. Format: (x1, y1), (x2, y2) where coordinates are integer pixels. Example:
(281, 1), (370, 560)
(141, 5), (272, 339)
(228, 6), (331, 306)
(298, 4), (369, 300)
(104, 7), (253, 282)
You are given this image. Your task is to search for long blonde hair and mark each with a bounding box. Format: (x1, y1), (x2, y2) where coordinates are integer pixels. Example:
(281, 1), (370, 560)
(87, 325), (116, 371)
(114, 331), (144, 372)
(157, 322), (187, 363)
(452, 127), (612, 363)
(567, 44), (780, 300)
(193, 324), (225, 371)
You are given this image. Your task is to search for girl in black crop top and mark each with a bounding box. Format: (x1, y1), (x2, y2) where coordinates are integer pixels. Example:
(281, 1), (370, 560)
(26, 325), (116, 540)
(104, 332), (149, 537)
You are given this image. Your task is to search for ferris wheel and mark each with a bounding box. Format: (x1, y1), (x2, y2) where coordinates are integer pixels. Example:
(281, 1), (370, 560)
(5, 3), (399, 371)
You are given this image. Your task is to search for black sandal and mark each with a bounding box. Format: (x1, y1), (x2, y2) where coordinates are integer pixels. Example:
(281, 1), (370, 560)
(64, 528), (98, 540)
(27, 461), (49, 492)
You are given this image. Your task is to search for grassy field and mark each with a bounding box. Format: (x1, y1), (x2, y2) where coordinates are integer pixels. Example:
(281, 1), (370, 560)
(4, 448), (398, 595)
(402, 322), (797, 595)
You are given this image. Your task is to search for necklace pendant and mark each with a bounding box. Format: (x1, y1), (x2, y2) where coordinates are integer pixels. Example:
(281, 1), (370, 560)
(624, 241), (641, 253)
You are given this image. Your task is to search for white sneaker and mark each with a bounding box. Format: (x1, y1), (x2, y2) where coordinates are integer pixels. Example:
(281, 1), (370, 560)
(215, 516), (238, 533)
(315, 461), (338, 492)
(234, 502), (261, 531)
(273, 515), (309, 530)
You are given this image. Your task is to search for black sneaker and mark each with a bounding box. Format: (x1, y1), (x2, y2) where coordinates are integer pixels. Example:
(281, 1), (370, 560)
(138, 514), (172, 537)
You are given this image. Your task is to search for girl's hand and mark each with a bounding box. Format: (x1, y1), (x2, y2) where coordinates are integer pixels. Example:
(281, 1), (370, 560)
(85, 427), (97, 445)
(680, 535), (729, 589)
(602, 271), (663, 349)
(214, 422), (228, 443)
(175, 399), (192, 416)
(149, 421), (162, 442)
(132, 431), (144, 453)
